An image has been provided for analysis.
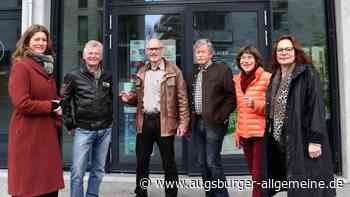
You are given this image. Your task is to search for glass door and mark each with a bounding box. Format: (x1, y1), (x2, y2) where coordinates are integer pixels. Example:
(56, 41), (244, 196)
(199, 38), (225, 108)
(111, 6), (187, 172)
(186, 3), (269, 175)
(110, 2), (270, 175)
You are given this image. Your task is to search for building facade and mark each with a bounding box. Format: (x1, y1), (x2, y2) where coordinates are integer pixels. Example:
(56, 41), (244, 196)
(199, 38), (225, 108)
(1, 0), (349, 179)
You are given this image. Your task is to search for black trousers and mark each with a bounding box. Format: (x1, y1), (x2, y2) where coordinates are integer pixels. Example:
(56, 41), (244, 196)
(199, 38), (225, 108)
(12, 190), (58, 197)
(39, 191), (58, 197)
(135, 113), (178, 197)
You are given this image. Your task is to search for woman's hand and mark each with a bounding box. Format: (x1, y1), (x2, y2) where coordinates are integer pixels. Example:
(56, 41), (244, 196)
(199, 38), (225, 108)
(51, 100), (62, 115)
(308, 143), (322, 158)
(55, 107), (62, 116)
(235, 138), (241, 149)
(244, 96), (255, 108)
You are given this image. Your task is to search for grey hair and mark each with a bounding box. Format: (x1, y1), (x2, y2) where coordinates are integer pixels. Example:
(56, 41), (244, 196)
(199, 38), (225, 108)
(193, 39), (215, 54)
(145, 37), (163, 48)
(83, 40), (103, 55)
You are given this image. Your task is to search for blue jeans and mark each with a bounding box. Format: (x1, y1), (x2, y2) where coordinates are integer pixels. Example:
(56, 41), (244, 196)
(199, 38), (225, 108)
(70, 127), (112, 197)
(193, 117), (229, 197)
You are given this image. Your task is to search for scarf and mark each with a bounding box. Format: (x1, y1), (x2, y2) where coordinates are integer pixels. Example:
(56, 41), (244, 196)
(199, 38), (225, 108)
(86, 65), (102, 85)
(92, 66), (102, 80)
(270, 64), (295, 146)
(27, 50), (54, 75)
(240, 66), (258, 93)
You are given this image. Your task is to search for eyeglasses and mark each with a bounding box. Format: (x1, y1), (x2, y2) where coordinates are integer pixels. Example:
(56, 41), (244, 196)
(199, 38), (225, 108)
(276, 47), (294, 53)
(146, 47), (162, 52)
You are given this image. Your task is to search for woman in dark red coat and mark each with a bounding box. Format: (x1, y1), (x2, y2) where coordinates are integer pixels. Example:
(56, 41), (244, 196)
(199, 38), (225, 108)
(8, 24), (64, 197)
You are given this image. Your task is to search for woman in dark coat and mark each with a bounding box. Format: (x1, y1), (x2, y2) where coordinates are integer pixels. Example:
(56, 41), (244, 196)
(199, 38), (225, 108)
(8, 24), (64, 197)
(262, 35), (336, 197)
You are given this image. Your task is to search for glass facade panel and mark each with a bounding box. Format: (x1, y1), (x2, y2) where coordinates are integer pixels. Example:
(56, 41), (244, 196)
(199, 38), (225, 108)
(78, 16), (89, 44)
(79, 0), (88, 8)
(97, 0), (103, 8)
(0, 0), (20, 9)
(61, 0), (104, 165)
(117, 14), (183, 165)
(193, 11), (258, 155)
(271, 0), (330, 118)
(0, 4), (21, 167)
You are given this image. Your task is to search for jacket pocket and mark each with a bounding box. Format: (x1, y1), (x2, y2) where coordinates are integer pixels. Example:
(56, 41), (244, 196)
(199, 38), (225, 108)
(166, 76), (177, 118)
(166, 117), (178, 133)
(213, 111), (226, 124)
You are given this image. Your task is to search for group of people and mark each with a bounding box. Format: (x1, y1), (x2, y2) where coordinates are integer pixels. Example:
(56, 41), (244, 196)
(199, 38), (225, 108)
(7, 24), (335, 197)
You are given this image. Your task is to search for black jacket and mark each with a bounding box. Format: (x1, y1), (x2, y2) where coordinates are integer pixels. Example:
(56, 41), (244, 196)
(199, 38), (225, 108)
(190, 63), (236, 126)
(262, 64), (335, 197)
(61, 65), (113, 131)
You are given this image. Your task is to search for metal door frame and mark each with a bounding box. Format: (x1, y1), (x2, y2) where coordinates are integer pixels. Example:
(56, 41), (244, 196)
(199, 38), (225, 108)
(106, 1), (271, 175)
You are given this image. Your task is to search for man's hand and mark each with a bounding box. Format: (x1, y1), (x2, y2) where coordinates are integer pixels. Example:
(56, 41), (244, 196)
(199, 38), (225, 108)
(119, 91), (136, 103)
(68, 129), (75, 136)
(177, 126), (187, 137)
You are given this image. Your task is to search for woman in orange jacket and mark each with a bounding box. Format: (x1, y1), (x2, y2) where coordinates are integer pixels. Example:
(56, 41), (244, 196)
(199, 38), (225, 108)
(233, 46), (271, 197)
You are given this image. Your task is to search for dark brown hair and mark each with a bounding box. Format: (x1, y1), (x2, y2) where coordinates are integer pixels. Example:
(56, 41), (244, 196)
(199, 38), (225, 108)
(270, 35), (312, 72)
(236, 46), (264, 71)
(12, 24), (54, 62)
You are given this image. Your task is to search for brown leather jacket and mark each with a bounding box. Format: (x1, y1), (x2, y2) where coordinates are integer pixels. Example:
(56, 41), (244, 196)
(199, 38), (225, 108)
(127, 59), (190, 136)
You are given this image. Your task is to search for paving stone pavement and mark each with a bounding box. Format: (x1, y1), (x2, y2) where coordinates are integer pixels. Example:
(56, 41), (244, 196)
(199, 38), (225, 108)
(0, 170), (349, 197)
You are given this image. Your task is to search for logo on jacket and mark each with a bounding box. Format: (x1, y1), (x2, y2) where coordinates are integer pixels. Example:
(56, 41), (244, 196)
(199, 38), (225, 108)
(102, 82), (111, 87)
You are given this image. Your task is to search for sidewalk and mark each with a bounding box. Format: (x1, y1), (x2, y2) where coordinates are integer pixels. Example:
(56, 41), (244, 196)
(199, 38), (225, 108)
(0, 170), (349, 197)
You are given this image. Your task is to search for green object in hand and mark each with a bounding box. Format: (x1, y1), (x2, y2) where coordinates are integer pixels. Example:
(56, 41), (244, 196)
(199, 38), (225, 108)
(226, 111), (237, 135)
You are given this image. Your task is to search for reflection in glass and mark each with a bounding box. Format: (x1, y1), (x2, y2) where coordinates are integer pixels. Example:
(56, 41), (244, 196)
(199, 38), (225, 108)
(0, 3), (19, 167)
(117, 14), (183, 165)
(78, 0), (88, 8)
(0, 0), (20, 8)
(0, 7), (21, 166)
(193, 11), (258, 155)
(78, 16), (89, 45)
(97, 0), (103, 8)
(194, 12), (258, 74)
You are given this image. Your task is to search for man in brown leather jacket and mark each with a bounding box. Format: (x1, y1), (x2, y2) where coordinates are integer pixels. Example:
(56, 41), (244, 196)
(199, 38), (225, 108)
(120, 38), (190, 197)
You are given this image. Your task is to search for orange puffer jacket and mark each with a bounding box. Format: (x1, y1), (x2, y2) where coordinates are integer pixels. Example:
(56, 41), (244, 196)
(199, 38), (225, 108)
(233, 67), (271, 145)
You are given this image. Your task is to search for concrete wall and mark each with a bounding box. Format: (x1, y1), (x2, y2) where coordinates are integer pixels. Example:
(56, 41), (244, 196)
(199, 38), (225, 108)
(21, 0), (51, 33)
(335, 0), (350, 180)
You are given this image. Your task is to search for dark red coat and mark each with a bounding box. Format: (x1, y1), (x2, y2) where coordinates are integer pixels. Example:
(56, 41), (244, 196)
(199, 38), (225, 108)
(8, 57), (64, 196)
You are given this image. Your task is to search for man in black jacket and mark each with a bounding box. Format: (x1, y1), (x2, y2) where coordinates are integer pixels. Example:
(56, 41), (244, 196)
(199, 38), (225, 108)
(190, 39), (235, 197)
(61, 40), (113, 197)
